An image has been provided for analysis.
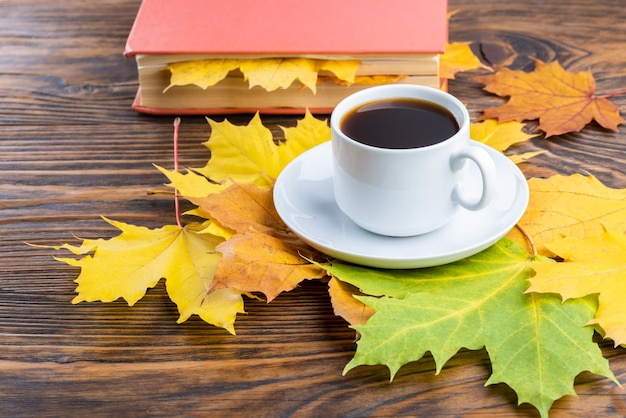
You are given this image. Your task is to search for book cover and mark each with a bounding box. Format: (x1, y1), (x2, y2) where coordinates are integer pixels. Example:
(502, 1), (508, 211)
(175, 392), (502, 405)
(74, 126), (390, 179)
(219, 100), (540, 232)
(125, 0), (448, 57)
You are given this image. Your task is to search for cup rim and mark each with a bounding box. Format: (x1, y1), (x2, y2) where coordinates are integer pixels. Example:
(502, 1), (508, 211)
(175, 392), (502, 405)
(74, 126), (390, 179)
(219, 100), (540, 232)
(330, 84), (469, 153)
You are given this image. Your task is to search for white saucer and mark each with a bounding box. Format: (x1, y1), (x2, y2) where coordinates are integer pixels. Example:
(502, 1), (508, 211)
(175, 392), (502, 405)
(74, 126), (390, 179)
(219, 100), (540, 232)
(273, 141), (529, 269)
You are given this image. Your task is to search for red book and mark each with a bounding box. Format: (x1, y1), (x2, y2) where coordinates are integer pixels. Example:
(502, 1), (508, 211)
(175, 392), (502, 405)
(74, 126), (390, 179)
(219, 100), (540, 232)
(125, 0), (448, 114)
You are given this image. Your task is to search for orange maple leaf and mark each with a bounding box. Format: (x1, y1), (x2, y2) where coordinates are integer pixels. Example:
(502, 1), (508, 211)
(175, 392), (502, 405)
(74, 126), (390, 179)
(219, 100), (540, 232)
(190, 182), (326, 301)
(189, 181), (284, 235)
(475, 58), (624, 137)
(213, 230), (325, 302)
(328, 277), (375, 326)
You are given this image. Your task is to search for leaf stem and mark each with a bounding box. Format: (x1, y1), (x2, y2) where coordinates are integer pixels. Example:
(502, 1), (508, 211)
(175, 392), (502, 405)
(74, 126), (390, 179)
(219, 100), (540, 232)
(515, 223), (537, 257)
(173, 117), (182, 229)
(598, 88), (626, 99)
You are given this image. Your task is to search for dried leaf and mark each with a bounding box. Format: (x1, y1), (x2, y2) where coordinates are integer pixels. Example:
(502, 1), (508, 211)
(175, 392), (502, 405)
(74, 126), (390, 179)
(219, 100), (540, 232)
(190, 182), (285, 235)
(192, 182), (325, 301)
(328, 277), (375, 326)
(475, 59), (624, 136)
(470, 119), (536, 152)
(191, 111), (329, 190)
(277, 109), (332, 164)
(166, 58), (360, 93)
(48, 218), (244, 334)
(198, 113), (277, 188)
(164, 59), (239, 92)
(213, 230), (325, 301)
(155, 165), (228, 198)
(241, 58), (319, 93)
(440, 42), (484, 79)
(319, 60), (359, 84)
(529, 226), (626, 346)
(517, 174), (626, 256)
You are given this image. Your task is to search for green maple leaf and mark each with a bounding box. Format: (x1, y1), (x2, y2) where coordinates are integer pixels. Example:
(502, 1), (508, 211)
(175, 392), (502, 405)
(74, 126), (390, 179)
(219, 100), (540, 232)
(324, 238), (618, 418)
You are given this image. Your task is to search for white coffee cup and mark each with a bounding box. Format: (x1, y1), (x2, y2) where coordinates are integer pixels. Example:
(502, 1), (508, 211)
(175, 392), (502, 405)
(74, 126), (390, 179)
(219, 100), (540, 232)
(330, 84), (497, 237)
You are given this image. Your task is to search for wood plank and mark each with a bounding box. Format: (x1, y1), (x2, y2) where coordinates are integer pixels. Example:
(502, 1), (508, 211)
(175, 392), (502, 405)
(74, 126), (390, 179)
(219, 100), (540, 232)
(1, 0), (625, 416)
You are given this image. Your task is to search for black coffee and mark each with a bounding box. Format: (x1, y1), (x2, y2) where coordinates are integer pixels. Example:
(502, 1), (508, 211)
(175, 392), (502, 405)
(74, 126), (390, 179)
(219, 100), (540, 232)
(340, 98), (459, 149)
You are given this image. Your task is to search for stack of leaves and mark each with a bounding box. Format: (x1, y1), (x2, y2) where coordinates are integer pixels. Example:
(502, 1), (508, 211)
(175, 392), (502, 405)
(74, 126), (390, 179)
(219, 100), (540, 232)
(35, 42), (626, 417)
(165, 58), (362, 94)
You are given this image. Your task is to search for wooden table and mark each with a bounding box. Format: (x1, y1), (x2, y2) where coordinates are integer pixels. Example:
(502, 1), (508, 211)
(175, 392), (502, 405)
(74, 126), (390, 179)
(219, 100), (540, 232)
(2, 1), (625, 416)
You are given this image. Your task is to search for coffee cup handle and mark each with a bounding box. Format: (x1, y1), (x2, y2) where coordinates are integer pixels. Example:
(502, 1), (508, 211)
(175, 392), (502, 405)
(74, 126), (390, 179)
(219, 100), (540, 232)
(450, 146), (497, 211)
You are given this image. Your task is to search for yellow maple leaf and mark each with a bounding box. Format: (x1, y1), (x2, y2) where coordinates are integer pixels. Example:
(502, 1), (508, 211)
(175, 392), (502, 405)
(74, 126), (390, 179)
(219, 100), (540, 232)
(196, 217), (236, 240)
(191, 111), (329, 190)
(241, 57), (319, 93)
(516, 174), (626, 257)
(154, 165), (228, 198)
(51, 218), (244, 334)
(164, 59), (239, 92)
(319, 60), (359, 84)
(277, 109), (331, 166)
(529, 226), (626, 346)
(440, 42), (484, 79)
(165, 58), (360, 94)
(470, 119), (543, 164)
(470, 119), (536, 152)
(195, 113), (277, 188)
(475, 58), (625, 137)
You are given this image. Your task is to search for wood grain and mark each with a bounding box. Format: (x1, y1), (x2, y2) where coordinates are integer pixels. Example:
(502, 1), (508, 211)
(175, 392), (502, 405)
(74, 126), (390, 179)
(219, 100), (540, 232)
(1, 0), (625, 416)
